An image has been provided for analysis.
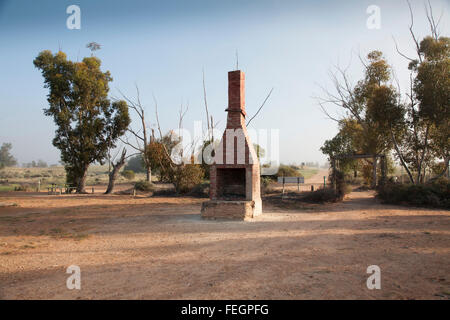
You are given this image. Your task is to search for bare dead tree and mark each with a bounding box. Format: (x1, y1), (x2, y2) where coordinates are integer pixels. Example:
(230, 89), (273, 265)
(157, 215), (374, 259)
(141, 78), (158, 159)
(314, 64), (366, 127)
(153, 94), (176, 169)
(105, 148), (126, 194)
(116, 85), (152, 182)
(202, 69), (212, 142)
(246, 88), (274, 127)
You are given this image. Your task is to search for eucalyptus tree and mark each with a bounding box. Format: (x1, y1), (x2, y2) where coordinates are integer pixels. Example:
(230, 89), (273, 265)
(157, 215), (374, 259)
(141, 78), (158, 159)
(34, 50), (130, 193)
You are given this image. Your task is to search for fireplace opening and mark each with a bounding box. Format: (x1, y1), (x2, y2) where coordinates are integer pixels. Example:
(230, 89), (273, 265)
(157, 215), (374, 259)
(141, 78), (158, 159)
(217, 168), (246, 200)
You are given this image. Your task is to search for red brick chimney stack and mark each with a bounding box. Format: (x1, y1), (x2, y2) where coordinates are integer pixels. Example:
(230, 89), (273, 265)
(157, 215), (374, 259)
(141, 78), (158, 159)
(227, 70), (246, 129)
(201, 69), (262, 220)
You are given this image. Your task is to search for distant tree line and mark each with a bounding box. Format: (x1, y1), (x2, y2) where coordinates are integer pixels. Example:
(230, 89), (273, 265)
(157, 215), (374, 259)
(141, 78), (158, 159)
(23, 160), (48, 168)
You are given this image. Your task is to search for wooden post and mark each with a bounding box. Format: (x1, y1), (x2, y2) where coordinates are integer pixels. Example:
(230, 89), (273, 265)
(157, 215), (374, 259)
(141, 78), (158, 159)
(331, 159), (336, 194)
(380, 155), (386, 186)
(92, 187), (94, 194)
(323, 176), (326, 188)
(372, 156), (378, 188)
(282, 177), (285, 195)
(297, 177), (300, 192)
(311, 185), (314, 192)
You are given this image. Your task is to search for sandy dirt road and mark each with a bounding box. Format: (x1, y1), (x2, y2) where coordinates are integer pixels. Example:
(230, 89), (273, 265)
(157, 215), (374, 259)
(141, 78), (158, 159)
(270, 169), (329, 193)
(0, 190), (449, 299)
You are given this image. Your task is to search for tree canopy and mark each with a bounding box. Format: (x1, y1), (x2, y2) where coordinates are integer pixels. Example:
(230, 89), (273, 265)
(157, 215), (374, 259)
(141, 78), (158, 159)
(319, 34), (449, 185)
(33, 50), (130, 192)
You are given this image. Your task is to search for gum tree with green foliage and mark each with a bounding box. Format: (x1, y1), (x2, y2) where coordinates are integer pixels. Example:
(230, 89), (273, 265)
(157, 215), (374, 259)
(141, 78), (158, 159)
(391, 3), (449, 183)
(319, 51), (401, 185)
(33, 50), (130, 193)
(320, 2), (449, 185)
(124, 154), (146, 173)
(404, 35), (449, 182)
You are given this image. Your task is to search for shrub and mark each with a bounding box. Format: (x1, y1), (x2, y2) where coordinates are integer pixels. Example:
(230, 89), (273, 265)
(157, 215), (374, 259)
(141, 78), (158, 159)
(377, 179), (450, 209)
(334, 170), (351, 200)
(14, 184), (32, 192)
(301, 188), (338, 203)
(121, 170), (136, 180)
(172, 164), (205, 194)
(276, 164), (302, 177)
(134, 180), (154, 192)
(152, 188), (177, 196)
(261, 176), (276, 194)
(301, 170), (351, 203)
(187, 182), (210, 198)
(124, 155), (146, 173)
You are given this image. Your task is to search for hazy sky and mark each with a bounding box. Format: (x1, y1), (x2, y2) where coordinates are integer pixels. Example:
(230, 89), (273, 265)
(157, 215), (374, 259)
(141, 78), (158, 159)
(0, 0), (448, 165)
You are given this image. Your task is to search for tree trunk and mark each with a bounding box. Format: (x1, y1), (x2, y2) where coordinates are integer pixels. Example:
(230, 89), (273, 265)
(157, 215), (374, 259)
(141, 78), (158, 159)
(389, 126), (415, 184)
(76, 167), (89, 193)
(416, 125), (430, 185)
(145, 165), (151, 182)
(105, 149), (127, 194)
(430, 157), (449, 182)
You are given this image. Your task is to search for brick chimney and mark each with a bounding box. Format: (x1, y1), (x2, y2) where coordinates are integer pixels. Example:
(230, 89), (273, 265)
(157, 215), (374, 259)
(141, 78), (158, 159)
(226, 70), (246, 129)
(201, 70), (262, 220)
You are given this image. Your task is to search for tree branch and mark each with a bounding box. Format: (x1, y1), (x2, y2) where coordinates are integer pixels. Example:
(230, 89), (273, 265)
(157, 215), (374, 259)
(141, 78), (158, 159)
(246, 88), (274, 127)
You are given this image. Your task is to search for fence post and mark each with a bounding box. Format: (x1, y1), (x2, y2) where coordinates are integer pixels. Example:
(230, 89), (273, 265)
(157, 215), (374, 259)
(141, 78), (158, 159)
(380, 155), (387, 186)
(331, 159), (334, 186)
(92, 187), (94, 194)
(372, 156), (378, 188)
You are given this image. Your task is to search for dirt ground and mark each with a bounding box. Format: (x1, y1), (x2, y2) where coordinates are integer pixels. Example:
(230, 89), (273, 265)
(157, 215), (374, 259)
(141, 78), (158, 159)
(0, 183), (449, 299)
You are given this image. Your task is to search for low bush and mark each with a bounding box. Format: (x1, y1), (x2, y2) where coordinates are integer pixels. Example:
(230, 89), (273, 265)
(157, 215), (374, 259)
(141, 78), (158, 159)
(377, 179), (450, 209)
(134, 180), (154, 192)
(301, 188), (337, 203)
(187, 182), (210, 198)
(121, 170), (136, 180)
(276, 165), (302, 177)
(171, 164), (205, 194)
(260, 176), (274, 194)
(301, 170), (351, 203)
(14, 184), (33, 192)
(152, 188), (177, 196)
